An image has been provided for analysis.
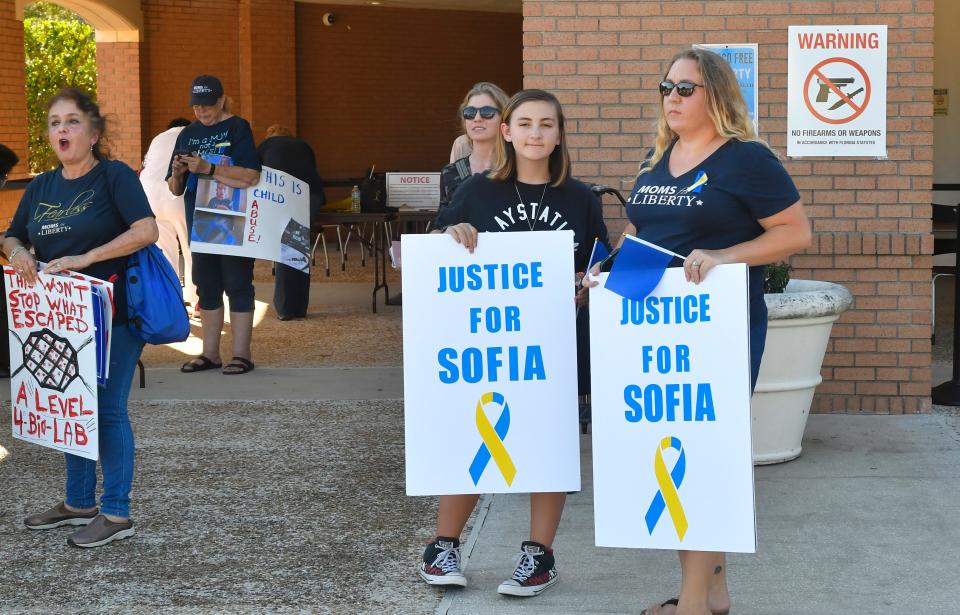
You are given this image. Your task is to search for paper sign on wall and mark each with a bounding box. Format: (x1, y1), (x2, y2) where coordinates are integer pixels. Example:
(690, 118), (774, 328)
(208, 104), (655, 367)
(590, 265), (757, 553)
(5, 268), (105, 460)
(191, 165), (311, 272)
(402, 231), (581, 495)
(696, 44), (758, 133)
(788, 25), (888, 157)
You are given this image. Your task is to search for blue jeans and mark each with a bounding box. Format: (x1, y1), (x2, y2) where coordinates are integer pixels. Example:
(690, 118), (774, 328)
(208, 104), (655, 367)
(64, 324), (145, 518)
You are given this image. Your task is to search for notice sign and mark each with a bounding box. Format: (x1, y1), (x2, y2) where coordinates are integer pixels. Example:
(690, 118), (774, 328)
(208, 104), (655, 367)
(788, 25), (887, 157)
(387, 173), (440, 210)
(697, 44), (758, 133)
(402, 231), (581, 495)
(192, 165), (311, 272)
(590, 265), (756, 553)
(5, 268), (100, 460)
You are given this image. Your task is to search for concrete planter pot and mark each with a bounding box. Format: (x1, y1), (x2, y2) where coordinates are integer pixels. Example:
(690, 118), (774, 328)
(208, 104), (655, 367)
(751, 280), (854, 465)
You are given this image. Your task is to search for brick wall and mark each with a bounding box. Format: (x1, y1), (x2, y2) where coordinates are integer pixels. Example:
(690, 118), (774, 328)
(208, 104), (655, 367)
(97, 41), (142, 167)
(295, 4), (523, 182)
(140, 0), (242, 153)
(524, 0), (935, 413)
(239, 0), (297, 142)
(0, 0), (29, 182)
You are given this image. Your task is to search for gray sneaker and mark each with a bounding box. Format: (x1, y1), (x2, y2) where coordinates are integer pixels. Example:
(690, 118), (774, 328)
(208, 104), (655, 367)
(67, 514), (135, 548)
(24, 502), (98, 530)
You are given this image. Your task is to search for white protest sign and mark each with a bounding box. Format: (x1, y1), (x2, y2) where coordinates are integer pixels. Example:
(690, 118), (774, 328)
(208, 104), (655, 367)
(5, 268), (102, 460)
(402, 231), (580, 495)
(590, 265), (756, 553)
(788, 25), (887, 157)
(191, 165), (311, 271)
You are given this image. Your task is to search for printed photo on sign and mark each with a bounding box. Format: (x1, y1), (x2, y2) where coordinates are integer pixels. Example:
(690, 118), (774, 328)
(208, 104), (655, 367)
(5, 267), (101, 461)
(787, 25), (887, 157)
(589, 266), (757, 553)
(192, 210), (245, 246)
(199, 180), (244, 214)
(279, 218), (310, 272)
(402, 231), (581, 496)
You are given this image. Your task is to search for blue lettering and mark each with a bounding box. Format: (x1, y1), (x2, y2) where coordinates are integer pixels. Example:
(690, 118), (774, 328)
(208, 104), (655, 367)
(621, 382), (716, 422)
(462, 348), (483, 383)
(524, 345), (545, 380)
(624, 384), (643, 422)
(696, 383), (715, 421)
(466, 264), (482, 290)
(438, 348), (458, 383)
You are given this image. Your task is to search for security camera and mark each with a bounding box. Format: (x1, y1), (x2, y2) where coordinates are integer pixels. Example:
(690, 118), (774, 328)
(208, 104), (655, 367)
(322, 13), (336, 26)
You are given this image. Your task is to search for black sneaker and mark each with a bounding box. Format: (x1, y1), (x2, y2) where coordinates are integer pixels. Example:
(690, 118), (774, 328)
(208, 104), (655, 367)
(24, 502), (99, 530)
(497, 540), (559, 597)
(417, 536), (467, 587)
(66, 515), (134, 548)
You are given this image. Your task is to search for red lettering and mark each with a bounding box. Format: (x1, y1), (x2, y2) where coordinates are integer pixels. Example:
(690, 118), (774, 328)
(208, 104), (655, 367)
(13, 406), (24, 434)
(15, 381), (27, 405)
(74, 423), (87, 446)
(33, 390), (49, 413)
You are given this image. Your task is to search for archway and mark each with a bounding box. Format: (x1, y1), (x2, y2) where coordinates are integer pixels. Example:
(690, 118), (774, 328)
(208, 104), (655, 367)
(17, 0), (143, 166)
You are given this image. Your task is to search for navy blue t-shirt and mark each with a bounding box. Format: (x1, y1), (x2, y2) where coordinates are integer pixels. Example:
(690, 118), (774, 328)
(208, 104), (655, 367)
(165, 115), (261, 229)
(626, 139), (800, 317)
(7, 159), (155, 323)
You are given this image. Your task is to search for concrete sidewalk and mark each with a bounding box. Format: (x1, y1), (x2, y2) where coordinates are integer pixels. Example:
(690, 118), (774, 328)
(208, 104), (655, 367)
(437, 413), (960, 615)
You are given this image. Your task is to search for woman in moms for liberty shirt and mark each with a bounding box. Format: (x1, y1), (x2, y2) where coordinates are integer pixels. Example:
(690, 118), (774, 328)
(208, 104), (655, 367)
(418, 89), (609, 598)
(167, 75), (262, 376)
(609, 48), (812, 615)
(4, 88), (158, 548)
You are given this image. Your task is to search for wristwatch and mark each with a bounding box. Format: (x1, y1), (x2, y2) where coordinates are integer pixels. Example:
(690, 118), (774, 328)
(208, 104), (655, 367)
(208, 163), (217, 176)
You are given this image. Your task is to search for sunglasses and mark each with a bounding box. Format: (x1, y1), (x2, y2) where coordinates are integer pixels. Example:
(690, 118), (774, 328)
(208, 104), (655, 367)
(462, 106), (499, 120)
(659, 80), (703, 97)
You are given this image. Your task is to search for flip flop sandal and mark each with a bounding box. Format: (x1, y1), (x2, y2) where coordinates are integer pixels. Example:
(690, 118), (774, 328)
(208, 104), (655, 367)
(222, 357), (254, 375)
(643, 598), (730, 615)
(180, 356), (222, 373)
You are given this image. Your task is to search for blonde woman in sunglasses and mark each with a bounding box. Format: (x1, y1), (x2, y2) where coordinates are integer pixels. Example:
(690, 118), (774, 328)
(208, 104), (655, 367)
(618, 47), (812, 615)
(438, 82), (510, 210)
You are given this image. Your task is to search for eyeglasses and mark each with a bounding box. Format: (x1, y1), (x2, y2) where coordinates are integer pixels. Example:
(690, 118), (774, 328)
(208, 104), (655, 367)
(462, 106), (499, 120)
(659, 80), (703, 97)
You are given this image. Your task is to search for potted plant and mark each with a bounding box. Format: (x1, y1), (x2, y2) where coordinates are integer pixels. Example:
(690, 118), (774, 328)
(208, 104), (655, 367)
(751, 263), (853, 464)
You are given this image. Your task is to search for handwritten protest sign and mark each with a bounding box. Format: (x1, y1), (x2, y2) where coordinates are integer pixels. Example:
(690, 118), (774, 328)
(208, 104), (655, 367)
(5, 267), (102, 460)
(402, 231), (581, 495)
(590, 265), (757, 553)
(191, 165), (311, 272)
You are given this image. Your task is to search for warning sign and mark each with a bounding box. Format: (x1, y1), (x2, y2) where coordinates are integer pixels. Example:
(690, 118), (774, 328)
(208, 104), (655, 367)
(788, 26), (887, 157)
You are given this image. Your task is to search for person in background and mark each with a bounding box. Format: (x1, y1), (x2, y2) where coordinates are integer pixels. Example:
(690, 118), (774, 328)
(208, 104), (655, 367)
(439, 82), (509, 210)
(256, 124), (325, 321)
(5, 88), (158, 547)
(0, 143), (20, 378)
(168, 75), (262, 375)
(139, 118), (197, 310)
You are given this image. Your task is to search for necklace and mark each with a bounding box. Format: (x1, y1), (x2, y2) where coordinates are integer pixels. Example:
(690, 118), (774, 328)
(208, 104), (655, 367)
(514, 181), (549, 232)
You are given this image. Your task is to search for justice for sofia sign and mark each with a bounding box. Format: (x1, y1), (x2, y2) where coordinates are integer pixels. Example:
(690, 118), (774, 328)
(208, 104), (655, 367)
(590, 265), (757, 553)
(402, 231), (580, 496)
(787, 25), (887, 157)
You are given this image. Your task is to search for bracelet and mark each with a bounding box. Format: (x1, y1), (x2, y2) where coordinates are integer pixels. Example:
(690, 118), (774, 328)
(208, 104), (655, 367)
(208, 163), (217, 176)
(8, 246), (24, 261)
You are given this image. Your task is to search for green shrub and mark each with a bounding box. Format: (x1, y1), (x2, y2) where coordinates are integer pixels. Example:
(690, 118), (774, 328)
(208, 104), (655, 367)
(764, 261), (792, 294)
(24, 3), (97, 173)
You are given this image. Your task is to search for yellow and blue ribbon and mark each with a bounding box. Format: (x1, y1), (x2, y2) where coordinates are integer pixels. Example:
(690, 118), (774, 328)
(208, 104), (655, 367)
(644, 436), (688, 540)
(468, 392), (516, 486)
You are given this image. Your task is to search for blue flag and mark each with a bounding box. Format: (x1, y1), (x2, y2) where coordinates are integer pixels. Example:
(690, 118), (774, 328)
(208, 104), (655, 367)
(604, 236), (674, 300)
(587, 238), (609, 270)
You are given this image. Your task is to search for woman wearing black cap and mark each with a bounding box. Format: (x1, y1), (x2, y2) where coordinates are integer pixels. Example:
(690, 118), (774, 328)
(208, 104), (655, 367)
(167, 75), (262, 375)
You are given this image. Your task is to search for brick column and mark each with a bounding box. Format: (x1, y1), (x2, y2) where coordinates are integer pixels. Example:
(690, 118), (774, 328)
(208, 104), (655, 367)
(97, 41), (142, 167)
(0, 1), (29, 225)
(238, 0), (297, 141)
(525, 0), (935, 414)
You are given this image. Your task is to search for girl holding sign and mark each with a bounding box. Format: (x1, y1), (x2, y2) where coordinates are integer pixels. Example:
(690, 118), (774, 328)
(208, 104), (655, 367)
(4, 89), (158, 548)
(589, 49), (811, 615)
(418, 89), (609, 597)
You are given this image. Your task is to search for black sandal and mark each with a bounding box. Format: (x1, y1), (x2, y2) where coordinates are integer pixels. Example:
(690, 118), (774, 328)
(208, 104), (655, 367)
(180, 356), (222, 373)
(222, 356), (254, 375)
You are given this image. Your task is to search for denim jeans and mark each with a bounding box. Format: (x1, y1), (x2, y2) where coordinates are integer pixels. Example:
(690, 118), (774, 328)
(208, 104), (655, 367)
(64, 324), (145, 518)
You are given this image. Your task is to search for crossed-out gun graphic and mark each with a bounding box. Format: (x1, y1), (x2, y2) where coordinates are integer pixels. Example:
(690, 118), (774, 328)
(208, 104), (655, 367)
(815, 78), (865, 110)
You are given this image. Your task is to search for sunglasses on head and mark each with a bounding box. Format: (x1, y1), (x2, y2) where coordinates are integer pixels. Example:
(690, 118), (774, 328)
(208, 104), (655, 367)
(659, 80), (703, 97)
(462, 106), (498, 120)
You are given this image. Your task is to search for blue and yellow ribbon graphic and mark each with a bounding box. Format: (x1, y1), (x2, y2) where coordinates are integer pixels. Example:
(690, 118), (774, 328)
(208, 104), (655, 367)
(468, 392), (516, 486)
(644, 436), (688, 540)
